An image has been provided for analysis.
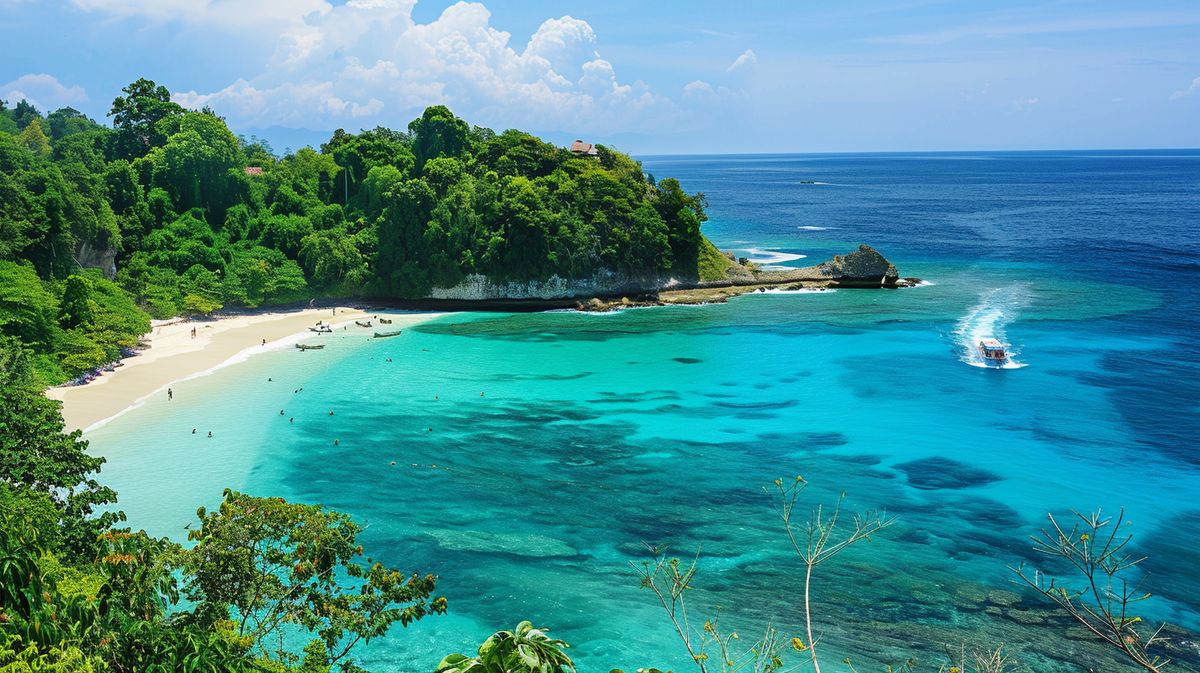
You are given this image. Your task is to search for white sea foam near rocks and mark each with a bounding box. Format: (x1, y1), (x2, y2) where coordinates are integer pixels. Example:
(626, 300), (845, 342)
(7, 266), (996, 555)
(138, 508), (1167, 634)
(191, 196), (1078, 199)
(736, 247), (807, 268)
(954, 285), (1030, 369)
(746, 287), (838, 295)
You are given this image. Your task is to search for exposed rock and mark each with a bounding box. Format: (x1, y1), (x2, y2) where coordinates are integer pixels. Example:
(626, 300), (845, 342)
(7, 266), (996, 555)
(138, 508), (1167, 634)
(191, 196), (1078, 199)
(815, 244), (899, 287)
(429, 271), (674, 301)
(411, 243), (912, 307)
(74, 239), (117, 278)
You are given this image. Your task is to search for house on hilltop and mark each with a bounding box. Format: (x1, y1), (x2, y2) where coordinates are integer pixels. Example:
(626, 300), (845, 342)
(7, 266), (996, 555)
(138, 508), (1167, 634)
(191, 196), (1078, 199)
(244, 166), (264, 176)
(569, 140), (599, 158)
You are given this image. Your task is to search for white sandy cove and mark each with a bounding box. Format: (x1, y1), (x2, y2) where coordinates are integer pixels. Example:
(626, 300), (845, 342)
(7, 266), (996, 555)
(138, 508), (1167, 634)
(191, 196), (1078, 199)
(46, 306), (443, 433)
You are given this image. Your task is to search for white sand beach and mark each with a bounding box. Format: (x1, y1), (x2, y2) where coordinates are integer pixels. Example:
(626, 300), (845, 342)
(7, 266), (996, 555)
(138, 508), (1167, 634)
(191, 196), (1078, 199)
(46, 307), (443, 432)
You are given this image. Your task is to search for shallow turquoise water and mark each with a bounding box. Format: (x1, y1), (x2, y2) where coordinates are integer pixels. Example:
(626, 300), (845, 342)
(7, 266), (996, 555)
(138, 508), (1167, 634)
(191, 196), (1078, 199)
(87, 152), (1200, 672)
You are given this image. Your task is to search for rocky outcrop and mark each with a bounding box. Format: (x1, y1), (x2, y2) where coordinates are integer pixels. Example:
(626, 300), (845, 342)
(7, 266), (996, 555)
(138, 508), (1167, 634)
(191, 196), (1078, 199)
(813, 244), (899, 287)
(74, 240), (118, 278)
(415, 244), (911, 309)
(427, 271), (676, 301)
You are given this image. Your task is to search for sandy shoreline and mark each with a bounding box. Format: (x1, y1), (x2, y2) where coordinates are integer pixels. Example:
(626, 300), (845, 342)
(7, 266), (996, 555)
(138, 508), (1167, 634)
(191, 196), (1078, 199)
(46, 306), (444, 433)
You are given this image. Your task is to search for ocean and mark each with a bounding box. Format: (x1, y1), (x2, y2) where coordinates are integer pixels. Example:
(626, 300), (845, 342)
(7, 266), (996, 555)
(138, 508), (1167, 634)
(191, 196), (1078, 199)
(86, 151), (1200, 672)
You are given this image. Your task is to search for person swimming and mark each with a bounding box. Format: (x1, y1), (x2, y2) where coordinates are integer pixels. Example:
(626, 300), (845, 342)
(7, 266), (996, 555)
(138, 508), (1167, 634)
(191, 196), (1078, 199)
(328, 409), (334, 416)
(192, 428), (196, 434)
(207, 431), (212, 438)
(280, 409), (285, 415)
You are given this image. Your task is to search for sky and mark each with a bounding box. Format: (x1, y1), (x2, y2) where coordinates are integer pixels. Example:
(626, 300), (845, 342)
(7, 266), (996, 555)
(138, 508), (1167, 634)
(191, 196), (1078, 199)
(2, 0), (1198, 154)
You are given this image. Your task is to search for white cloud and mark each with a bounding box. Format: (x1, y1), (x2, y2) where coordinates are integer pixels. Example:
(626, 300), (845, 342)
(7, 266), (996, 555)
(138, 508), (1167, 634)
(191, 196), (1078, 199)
(1012, 96), (1039, 111)
(1170, 76), (1200, 100)
(1, 73), (89, 110)
(150, 0), (673, 132)
(683, 80), (715, 97)
(726, 49), (757, 72)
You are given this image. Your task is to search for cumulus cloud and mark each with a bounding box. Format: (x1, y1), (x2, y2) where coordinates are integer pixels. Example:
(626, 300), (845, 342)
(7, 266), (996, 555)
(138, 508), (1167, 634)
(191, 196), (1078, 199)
(1170, 76), (1200, 100)
(726, 49), (757, 72)
(683, 80), (716, 97)
(83, 0), (673, 133)
(1, 73), (89, 110)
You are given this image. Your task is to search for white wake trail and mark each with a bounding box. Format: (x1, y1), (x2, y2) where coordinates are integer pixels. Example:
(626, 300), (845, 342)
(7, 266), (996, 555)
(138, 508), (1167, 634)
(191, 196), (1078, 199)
(953, 285), (1030, 369)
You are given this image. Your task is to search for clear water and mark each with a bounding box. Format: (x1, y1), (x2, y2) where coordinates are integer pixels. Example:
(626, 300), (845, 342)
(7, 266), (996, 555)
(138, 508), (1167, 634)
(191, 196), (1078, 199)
(87, 151), (1200, 673)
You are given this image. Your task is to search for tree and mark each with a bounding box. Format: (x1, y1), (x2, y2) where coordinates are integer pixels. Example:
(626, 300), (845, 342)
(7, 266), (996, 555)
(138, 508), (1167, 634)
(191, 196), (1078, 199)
(0, 367), (121, 559)
(409, 105), (470, 170)
(17, 118), (51, 156)
(0, 262), (60, 347)
(59, 274), (96, 329)
(107, 78), (184, 160)
(11, 99), (41, 130)
(1013, 510), (1170, 673)
(45, 107), (100, 140)
(148, 112), (243, 216)
(181, 490), (447, 669)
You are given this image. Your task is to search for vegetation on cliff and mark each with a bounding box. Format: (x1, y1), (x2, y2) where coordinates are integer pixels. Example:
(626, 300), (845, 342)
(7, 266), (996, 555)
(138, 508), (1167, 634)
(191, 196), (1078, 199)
(0, 79), (710, 382)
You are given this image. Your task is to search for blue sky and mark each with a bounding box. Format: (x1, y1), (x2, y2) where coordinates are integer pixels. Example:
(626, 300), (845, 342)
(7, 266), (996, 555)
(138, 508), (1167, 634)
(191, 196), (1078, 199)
(2, 0), (1198, 153)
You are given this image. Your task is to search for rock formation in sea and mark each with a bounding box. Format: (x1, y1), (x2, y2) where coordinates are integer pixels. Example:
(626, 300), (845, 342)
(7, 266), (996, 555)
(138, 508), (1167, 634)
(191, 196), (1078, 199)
(814, 244), (901, 287)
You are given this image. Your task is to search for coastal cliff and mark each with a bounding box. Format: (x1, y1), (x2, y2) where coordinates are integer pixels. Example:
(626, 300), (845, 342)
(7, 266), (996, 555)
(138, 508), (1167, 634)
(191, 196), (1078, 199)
(412, 244), (914, 310)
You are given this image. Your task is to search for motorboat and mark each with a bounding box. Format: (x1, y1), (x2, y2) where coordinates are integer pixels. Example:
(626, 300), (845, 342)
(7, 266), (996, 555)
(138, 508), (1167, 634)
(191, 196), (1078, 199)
(978, 338), (1008, 364)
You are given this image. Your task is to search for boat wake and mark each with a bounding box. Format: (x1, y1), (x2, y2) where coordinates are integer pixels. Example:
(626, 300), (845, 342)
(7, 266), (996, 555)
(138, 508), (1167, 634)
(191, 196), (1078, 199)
(953, 285), (1030, 369)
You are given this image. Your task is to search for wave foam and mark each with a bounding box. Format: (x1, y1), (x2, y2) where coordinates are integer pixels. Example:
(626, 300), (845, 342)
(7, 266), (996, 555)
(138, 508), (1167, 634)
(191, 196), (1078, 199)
(953, 286), (1030, 369)
(797, 226), (833, 231)
(748, 287), (837, 295)
(737, 247), (807, 267)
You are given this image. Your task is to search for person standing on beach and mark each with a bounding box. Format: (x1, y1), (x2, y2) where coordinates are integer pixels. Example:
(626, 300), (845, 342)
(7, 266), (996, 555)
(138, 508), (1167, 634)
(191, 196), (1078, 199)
(167, 387), (173, 401)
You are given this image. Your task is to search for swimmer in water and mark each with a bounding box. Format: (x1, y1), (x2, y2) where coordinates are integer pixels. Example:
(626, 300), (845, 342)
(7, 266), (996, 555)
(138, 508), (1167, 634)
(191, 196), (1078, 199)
(207, 431), (213, 438)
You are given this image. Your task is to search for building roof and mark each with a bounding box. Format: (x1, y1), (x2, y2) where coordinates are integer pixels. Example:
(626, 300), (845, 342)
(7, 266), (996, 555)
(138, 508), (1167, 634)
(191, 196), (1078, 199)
(244, 166), (264, 175)
(569, 140), (598, 155)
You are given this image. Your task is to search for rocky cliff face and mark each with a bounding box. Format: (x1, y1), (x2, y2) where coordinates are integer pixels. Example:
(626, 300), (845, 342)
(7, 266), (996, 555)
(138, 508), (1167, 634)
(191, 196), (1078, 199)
(74, 240), (118, 278)
(427, 271), (678, 301)
(423, 244), (905, 301)
(814, 244), (899, 287)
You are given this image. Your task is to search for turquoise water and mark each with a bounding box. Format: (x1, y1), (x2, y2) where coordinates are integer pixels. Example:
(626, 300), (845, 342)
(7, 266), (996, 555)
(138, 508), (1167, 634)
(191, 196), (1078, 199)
(88, 152), (1200, 673)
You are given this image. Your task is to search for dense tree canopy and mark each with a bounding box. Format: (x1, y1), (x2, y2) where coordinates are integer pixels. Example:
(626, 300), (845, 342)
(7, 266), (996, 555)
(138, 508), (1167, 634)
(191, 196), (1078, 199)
(0, 78), (712, 381)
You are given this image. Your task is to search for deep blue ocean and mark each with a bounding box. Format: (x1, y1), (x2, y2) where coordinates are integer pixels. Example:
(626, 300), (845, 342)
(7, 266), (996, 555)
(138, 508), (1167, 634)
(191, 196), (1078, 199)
(88, 151), (1200, 672)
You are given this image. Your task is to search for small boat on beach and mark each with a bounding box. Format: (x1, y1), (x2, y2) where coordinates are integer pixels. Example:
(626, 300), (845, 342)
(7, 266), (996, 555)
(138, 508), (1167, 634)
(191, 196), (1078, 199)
(379, 318), (393, 325)
(373, 330), (402, 338)
(309, 323), (333, 333)
(978, 338), (1009, 365)
(296, 343), (325, 351)
(356, 320), (373, 328)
